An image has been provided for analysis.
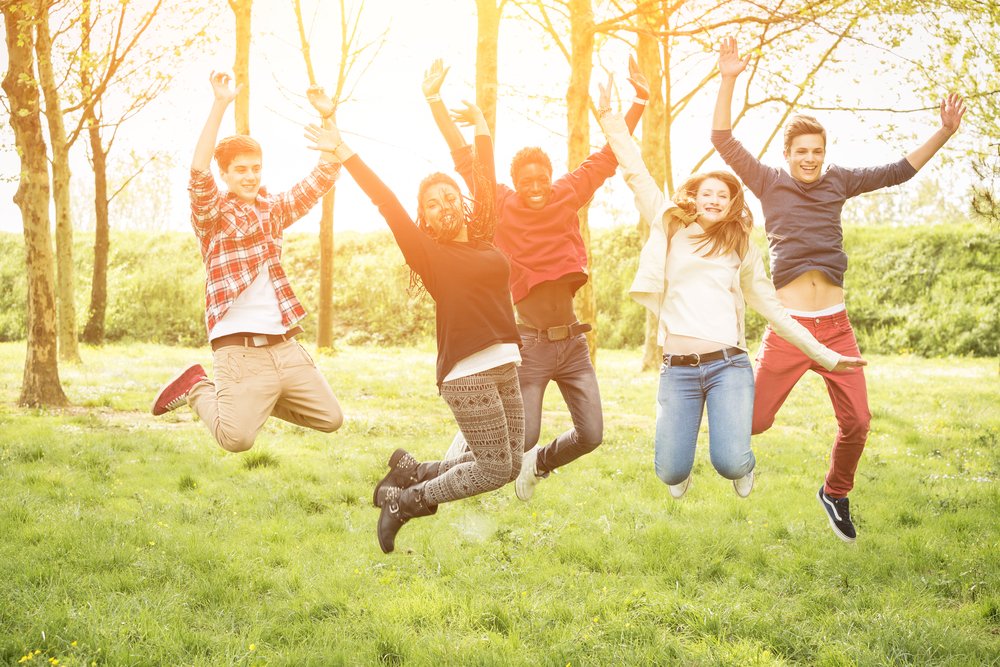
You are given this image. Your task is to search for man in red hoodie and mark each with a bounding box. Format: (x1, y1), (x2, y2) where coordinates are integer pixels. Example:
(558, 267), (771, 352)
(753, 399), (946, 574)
(424, 59), (647, 500)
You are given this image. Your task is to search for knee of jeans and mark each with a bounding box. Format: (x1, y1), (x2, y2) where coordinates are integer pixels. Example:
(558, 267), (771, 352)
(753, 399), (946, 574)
(577, 423), (603, 450)
(654, 458), (690, 486)
(710, 453), (753, 480)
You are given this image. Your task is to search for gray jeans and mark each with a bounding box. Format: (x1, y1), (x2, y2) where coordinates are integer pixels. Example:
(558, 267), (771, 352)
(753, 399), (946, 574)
(518, 332), (603, 473)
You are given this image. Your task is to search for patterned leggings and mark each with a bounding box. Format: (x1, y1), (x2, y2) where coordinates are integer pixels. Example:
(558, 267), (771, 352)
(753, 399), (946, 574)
(423, 363), (525, 506)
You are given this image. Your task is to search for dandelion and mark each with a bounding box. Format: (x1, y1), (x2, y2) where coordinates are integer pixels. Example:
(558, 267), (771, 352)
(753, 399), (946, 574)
(71, 642), (77, 647)
(249, 644), (256, 652)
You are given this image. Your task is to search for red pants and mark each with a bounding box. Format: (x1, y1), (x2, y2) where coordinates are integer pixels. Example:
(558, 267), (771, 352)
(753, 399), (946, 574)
(752, 309), (870, 497)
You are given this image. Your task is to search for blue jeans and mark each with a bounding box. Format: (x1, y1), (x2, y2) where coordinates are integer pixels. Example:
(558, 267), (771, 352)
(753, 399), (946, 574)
(654, 350), (756, 485)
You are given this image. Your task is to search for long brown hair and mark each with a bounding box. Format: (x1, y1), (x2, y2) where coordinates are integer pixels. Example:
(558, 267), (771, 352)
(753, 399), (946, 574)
(670, 170), (753, 259)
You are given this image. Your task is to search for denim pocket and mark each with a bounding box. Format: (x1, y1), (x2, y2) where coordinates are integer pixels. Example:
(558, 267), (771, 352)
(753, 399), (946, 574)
(729, 353), (752, 369)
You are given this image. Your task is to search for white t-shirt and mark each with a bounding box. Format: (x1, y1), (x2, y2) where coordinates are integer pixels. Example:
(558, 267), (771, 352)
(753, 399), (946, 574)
(209, 258), (288, 340)
(443, 343), (522, 383)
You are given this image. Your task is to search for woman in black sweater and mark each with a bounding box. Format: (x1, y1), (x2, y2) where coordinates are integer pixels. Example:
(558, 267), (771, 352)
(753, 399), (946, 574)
(306, 90), (524, 554)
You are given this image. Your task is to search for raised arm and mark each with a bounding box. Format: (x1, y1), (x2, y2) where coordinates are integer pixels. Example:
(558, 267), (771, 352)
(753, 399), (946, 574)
(424, 59), (467, 153)
(192, 72), (239, 171)
(596, 71), (665, 226)
(304, 119), (433, 276)
(712, 36), (750, 132)
(905, 93), (965, 171)
(708, 40), (779, 196)
(561, 62), (648, 205)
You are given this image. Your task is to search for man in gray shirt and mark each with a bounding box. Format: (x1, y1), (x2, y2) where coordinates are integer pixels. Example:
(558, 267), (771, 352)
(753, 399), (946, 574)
(712, 36), (965, 542)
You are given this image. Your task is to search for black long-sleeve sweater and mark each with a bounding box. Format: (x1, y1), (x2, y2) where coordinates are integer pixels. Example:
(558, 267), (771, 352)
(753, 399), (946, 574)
(343, 135), (520, 385)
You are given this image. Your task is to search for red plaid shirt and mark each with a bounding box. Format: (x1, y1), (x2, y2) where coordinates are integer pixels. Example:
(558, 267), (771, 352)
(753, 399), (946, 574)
(189, 161), (340, 334)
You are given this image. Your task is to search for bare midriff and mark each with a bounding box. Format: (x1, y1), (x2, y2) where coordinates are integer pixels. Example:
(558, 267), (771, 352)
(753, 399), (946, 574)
(776, 269), (845, 311)
(663, 333), (732, 356)
(516, 280), (578, 330)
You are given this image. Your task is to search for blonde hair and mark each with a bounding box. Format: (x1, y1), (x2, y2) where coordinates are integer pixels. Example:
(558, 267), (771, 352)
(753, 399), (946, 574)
(783, 115), (826, 153)
(671, 171), (753, 259)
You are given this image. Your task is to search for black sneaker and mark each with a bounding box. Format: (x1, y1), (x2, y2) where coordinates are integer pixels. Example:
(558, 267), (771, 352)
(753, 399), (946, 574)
(817, 486), (857, 542)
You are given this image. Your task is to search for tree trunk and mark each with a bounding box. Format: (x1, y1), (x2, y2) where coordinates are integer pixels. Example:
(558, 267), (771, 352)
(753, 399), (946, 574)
(566, 0), (597, 362)
(475, 0), (503, 138)
(317, 190), (335, 349)
(3, 1), (68, 407)
(638, 24), (666, 371)
(82, 119), (110, 345)
(36, 2), (82, 363)
(231, 0), (253, 135)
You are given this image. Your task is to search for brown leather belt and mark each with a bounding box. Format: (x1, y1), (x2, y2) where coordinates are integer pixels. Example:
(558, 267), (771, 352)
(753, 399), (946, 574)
(517, 321), (592, 341)
(663, 347), (745, 367)
(211, 326), (303, 351)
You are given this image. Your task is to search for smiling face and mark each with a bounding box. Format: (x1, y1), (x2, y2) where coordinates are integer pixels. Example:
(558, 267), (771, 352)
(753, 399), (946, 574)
(419, 181), (465, 240)
(693, 177), (733, 228)
(513, 162), (553, 210)
(221, 153), (263, 203)
(784, 134), (826, 184)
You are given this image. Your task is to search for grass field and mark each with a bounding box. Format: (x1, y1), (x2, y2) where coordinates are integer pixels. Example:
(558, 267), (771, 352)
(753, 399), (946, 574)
(0, 342), (997, 666)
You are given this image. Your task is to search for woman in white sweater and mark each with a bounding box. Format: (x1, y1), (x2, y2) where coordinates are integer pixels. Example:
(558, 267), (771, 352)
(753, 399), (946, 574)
(597, 67), (865, 499)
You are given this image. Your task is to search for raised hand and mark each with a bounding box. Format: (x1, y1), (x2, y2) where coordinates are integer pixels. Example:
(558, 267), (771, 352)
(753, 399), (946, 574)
(422, 58), (450, 99)
(832, 356), (868, 372)
(626, 55), (649, 101)
(209, 71), (240, 104)
(718, 36), (751, 79)
(449, 99), (486, 128)
(597, 69), (613, 112)
(304, 121), (343, 154)
(307, 85), (336, 118)
(939, 93), (966, 135)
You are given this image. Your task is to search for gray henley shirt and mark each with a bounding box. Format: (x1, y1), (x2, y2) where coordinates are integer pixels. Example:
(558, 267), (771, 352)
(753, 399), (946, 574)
(711, 129), (917, 289)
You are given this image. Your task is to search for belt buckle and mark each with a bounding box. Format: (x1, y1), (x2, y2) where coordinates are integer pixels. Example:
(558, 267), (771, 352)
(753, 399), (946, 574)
(686, 353), (701, 367)
(251, 334), (269, 347)
(546, 325), (570, 341)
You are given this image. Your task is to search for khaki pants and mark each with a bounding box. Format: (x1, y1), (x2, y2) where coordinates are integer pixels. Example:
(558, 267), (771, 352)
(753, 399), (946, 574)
(188, 340), (343, 452)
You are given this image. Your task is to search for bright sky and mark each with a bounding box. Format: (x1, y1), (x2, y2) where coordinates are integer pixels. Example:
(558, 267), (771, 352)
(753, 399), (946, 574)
(0, 0), (971, 235)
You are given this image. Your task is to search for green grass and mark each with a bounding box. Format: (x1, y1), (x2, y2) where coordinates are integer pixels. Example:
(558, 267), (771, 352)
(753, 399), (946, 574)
(0, 342), (997, 665)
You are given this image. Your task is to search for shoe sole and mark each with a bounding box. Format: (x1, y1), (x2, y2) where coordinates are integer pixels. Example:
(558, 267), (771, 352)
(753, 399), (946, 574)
(150, 365), (204, 416)
(373, 448), (408, 508)
(817, 489), (857, 543)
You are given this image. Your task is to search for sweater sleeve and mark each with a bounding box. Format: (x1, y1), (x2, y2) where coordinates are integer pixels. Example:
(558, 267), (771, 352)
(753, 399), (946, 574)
(840, 158), (918, 198)
(600, 113), (666, 229)
(739, 244), (840, 371)
(451, 143), (475, 192)
(472, 134), (498, 222)
(711, 129), (780, 197)
(342, 154), (434, 278)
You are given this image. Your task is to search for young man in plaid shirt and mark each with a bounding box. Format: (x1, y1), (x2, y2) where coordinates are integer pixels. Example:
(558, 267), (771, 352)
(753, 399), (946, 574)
(151, 72), (344, 452)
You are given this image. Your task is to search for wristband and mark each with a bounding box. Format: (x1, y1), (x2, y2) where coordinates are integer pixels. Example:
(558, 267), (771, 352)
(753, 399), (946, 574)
(425, 95), (442, 103)
(633, 97), (648, 106)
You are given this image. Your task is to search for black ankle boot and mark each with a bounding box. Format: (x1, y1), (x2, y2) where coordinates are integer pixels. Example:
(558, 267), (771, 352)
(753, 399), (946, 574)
(372, 448), (440, 507)
(376, 482), (437, 554)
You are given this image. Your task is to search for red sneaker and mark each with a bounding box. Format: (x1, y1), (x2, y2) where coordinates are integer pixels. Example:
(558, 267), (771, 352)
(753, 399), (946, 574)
(151, 364), (207, 416)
